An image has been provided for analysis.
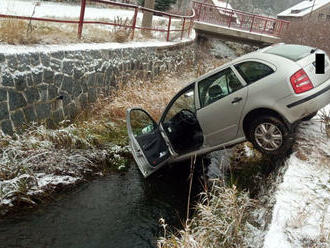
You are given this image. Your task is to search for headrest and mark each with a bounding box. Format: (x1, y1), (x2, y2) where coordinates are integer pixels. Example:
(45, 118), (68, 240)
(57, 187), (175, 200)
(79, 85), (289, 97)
(209, 85), (222, 98)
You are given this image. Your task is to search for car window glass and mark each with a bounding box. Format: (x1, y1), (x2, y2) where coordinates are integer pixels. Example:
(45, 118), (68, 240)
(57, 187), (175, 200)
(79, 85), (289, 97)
(130, 110), (156, 137)
(199, 68), (244, 108)
(164, 87), (195, 123)
(235, 61), (274, 84)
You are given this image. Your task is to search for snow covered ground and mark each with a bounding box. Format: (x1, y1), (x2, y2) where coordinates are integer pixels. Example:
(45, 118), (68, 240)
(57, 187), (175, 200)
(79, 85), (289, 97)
(0, 0), (192, 44)
(0, 0), (180, 28)
(0, 122), (130, 215)
(0, 36), (194, 55)
(1, 0), (140, 21)
(264, 105), (330, 248)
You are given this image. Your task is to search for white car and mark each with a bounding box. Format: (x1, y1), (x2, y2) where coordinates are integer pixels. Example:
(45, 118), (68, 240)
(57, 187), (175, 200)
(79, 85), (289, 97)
(127, 43), (330, 177)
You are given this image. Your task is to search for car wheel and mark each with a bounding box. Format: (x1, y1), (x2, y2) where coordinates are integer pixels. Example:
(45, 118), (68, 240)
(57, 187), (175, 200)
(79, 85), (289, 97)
(248, 116), (293, 156)
(302, 111), (318, 121)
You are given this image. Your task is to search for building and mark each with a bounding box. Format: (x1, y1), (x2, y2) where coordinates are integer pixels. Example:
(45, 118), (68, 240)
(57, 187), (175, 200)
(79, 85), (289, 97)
(277, 0), (330, 21)
(202, 0), (240, 24)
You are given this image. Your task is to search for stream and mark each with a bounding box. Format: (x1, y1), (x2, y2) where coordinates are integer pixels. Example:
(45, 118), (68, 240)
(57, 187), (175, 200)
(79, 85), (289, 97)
(0, 146), (281, 248)
(0, 161), (202, 248)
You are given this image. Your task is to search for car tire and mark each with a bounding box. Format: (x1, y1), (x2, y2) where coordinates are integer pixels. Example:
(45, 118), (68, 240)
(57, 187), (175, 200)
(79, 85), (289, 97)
(248, 116), (294, 156)
(301, 111), (318, 121)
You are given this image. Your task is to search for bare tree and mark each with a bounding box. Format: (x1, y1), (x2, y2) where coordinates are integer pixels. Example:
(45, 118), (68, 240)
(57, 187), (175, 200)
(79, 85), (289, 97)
(142, 0), (155, 35)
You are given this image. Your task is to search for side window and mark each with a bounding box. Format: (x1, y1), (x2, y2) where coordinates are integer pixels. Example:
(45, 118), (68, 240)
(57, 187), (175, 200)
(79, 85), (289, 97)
(130, 110), (156, 137)
(199, 68), (244, 108)
(235, 61), (274, 84)
(163, 87), (195, 123)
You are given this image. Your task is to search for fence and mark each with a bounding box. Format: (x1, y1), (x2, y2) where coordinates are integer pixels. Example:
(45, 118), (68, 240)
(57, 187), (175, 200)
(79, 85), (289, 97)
(0, 0), (195, 42)
(192, 1), (290, 37)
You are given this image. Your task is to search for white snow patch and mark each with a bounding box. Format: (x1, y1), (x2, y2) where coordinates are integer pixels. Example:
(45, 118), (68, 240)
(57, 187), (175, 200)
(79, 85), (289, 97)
(264, 104), (330, 248)
(0, 173), (80, 208)
(0, 0), (194, 47)
(278, 0), (330, 18)
(35, 173), (80, 188)
(0, 0), (147, 21)
(0, 34), (195, 55)
(244, 143), (254, 158)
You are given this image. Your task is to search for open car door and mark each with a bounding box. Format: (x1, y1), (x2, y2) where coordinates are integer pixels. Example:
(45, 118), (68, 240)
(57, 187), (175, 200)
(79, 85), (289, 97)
(126, 108), (171, 178)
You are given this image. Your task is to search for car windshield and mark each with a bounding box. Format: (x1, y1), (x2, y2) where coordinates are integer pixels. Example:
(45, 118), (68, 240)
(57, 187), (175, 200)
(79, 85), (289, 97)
(264, 44), (315, 61)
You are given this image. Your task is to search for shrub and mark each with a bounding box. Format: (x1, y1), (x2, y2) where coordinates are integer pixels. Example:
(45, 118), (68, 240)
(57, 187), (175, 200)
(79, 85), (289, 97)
(0, 19), (40, 44)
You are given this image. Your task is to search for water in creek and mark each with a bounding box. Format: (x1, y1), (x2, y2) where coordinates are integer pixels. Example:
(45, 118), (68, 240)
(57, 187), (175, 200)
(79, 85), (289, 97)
(0, 148), (279, 248)
(0, 161), (204, 248)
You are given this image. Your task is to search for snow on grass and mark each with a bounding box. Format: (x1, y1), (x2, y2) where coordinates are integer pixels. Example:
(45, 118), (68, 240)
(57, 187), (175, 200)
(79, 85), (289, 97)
(0, 0), (191, 45)
(0, 122), (130, 215)
(0, 0), (137, 20)
(264, 105), (330, 248)
(0, 34), (195, 54)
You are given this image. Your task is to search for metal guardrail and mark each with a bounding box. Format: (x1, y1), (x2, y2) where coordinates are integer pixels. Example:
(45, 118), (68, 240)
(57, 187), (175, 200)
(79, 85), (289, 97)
(192, 1), (290, 37)
(0, 0), (195, 41)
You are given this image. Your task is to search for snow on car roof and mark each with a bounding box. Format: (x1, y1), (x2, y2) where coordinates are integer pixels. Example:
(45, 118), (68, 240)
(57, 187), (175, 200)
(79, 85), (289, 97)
(264, 44), (315, 62)
(277, 0), (330, 17)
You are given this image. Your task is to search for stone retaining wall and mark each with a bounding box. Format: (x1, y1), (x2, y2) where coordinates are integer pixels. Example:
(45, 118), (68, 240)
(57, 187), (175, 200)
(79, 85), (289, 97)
(0, 41), (195, 135)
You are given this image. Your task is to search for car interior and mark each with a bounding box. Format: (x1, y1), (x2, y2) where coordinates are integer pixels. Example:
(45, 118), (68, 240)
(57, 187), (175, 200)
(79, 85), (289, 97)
(162, 109), (204, 154)
(200, 68), (244, 107)
(161, 87), (204, 154)
(135, 127), (170, 166)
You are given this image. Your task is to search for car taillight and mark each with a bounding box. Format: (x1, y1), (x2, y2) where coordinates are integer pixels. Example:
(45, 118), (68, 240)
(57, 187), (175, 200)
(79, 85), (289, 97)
(290, 69), (314, 94)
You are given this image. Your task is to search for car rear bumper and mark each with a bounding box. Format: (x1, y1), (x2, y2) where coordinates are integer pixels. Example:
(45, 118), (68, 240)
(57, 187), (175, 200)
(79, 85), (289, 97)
(275, 78), (330, 123)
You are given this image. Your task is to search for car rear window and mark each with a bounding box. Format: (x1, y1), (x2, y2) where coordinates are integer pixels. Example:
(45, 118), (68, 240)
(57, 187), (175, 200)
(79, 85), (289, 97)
(264, 44), (314, 62)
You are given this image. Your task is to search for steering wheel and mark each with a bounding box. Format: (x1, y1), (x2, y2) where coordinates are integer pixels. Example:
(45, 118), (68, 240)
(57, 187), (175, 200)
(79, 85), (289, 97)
(177, 109), (197, 126)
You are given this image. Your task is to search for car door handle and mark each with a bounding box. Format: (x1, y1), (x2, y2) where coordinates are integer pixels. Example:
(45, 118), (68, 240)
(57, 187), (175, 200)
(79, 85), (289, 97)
(232, 97), (243, 104)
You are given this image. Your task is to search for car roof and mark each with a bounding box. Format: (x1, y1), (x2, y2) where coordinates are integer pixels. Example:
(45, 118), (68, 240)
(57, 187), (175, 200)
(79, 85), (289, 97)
(229, 43), (303, 66)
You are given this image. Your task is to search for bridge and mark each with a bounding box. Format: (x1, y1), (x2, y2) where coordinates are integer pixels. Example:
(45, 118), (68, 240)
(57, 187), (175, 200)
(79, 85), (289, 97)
(192, 1), (290, 45)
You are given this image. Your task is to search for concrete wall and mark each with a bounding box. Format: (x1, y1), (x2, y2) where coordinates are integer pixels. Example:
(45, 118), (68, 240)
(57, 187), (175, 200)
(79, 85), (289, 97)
(0, 41), (195, 135)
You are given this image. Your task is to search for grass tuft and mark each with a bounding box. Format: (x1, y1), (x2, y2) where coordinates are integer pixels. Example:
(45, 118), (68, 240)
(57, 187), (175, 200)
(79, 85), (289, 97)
(158, 181), (256, 248)
(318, 108), (330, 137)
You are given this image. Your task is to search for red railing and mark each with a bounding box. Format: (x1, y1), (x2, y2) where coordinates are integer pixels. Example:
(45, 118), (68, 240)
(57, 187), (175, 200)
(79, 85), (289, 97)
(192, 1), (290, 37)
(0, 0), (195, 42)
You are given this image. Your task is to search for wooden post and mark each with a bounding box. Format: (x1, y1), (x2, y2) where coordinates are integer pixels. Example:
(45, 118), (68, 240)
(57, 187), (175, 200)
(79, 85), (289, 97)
(198, 3), (202, 21)
(78, 0), (86, 39)
(167, 16), (172, 41)
(131, 7), (138, 40)
(188, 17), (193, 37)
(181, 17), (186, 40)
(142, 0), (155, 35)
(239, 14), (243, 28)
(262, 20), (267, 33)
(278, 21), (284, 36)
(250, 15), (255, 32)
(228, 11), (234, 28)
(201, 4), (206, 21)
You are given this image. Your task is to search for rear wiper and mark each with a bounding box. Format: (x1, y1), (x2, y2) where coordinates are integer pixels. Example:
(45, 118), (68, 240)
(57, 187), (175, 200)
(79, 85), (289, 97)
(310, 48), (317, 54)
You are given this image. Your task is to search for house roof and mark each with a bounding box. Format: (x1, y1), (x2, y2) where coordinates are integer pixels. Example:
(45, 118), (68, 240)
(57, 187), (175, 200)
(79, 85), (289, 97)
(277, 0), (330, 17)
(211, 0), (234, 10)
